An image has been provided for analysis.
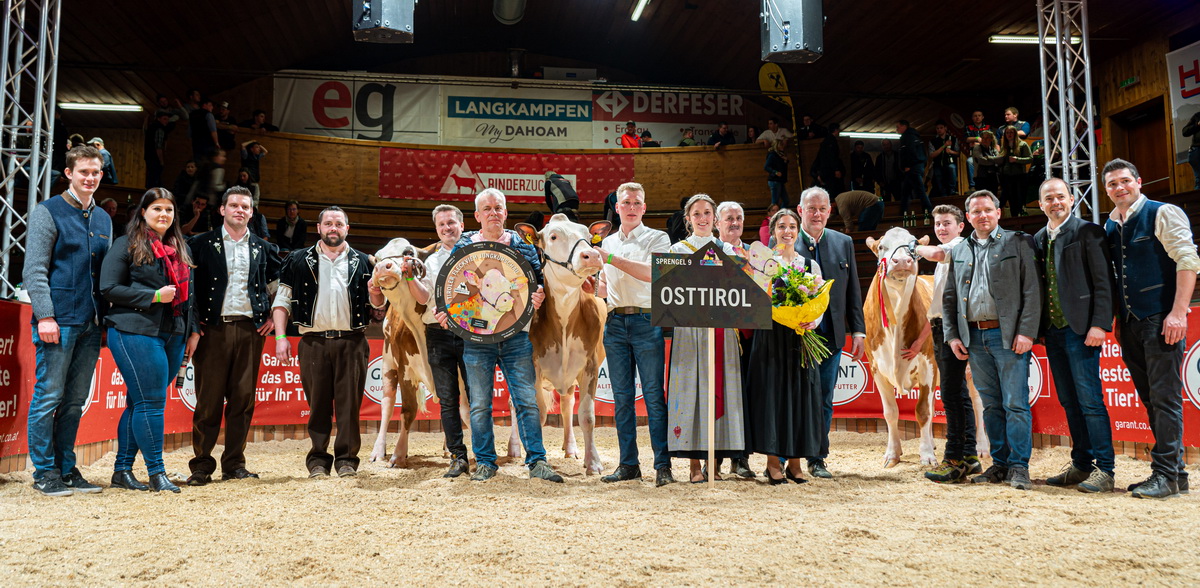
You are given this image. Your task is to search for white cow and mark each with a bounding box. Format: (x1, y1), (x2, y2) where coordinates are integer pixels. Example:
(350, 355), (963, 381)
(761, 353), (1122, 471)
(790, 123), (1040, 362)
(513, 214), (612, 474)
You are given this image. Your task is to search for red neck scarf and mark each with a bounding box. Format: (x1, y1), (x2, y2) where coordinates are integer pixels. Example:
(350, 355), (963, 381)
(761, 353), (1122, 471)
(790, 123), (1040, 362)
(147, 230), (190, 315)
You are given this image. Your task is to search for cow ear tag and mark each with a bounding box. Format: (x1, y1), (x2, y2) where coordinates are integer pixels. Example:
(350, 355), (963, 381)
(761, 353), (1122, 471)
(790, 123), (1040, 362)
(588, 221), (612, 244)
(514, 223), (539, 246)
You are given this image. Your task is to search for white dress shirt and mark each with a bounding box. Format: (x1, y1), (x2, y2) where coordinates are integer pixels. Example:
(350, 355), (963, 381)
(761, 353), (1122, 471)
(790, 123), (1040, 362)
(1107, 195), (1200, 273)
(928, 236), (963, 320)
(601, 223), (670, 310)
(220, 228), (253, 318)
(421, 244), (453, 325)
(272, 244), (352, 333)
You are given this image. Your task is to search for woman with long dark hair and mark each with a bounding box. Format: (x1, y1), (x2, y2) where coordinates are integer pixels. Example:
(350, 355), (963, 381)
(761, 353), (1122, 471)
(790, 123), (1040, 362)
(997, 125), (1032, 218)
(100, 188), (195, 493)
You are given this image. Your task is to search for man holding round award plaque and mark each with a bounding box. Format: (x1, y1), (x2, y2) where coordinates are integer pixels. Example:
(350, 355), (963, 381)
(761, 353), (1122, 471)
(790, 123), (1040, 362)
(434, 188), (564, 483)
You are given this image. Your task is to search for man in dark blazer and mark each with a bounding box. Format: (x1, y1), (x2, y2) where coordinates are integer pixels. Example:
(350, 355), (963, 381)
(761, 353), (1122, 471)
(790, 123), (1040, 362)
(943, 190), (1041, 490)
(797, 186), (866, 479)
(897, 120), (933, 219)
(185, 186), (281, 486)
(1033, 178), (1115, 494)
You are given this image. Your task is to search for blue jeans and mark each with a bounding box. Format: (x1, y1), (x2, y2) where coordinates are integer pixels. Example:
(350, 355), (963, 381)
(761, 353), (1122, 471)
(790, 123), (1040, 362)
(462, 332), (546, 469)
(603, 313), (668, 471)
(1044, 326), (1114, 475)
(967, 157), (975, 189)
(900, 165), (932, 214)
(767, 181), (789, 208)
(108, 328), (186, 476)
(857, 200), (884, 232)
(931, 164), (957, 198)
(28, 321), (102, 479)
(814, 334), (841, 461)
(966, 327), (1032, 469)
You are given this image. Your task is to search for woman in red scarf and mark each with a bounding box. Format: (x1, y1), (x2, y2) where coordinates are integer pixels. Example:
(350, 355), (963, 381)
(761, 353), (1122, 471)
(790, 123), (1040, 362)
(100, 188), (194, 493)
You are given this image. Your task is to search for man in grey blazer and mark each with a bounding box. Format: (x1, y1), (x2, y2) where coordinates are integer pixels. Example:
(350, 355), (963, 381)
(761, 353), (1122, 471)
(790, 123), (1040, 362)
(1033, 178), (1115, 494)
(943, 190), (1041, 490)
(797, 187), (866, 479)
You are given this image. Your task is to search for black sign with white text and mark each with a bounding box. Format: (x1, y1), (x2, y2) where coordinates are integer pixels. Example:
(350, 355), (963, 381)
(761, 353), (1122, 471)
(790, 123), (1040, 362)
(651, 244), (772, 330)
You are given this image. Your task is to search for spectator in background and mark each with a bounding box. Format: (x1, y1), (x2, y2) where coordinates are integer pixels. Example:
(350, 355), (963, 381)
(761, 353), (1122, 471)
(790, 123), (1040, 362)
(233, 168), (261, 202)
(181, 193), (215, 236)
(765, 139), (790, 208)
(640, 130), (661, 148)
(620, 121), (641, 148)
(182, 89), (202, 115)
(232, 169), (269, 240)
(665, 195), (689, 244)
(849, 140), (875, 193)
(152, 94), (186, 123)
(757, 117), (794, 148)
(144, 110), (173, 189)
(239, 109), (279, 133)
(744, 125), (759, 145)
(678, 129), (698, 147)
(68, 133), (86, 150)
(897, 119), (932, 220)
(173, 160), (200, 203)
(758, 203), (779, 246)
(707, 121), (736, 147)
(796, 114), (826, 140)
(214, 101), (237, 151)
(275, 200), (307, 255)
(965, 110), (991, 191)
(240, 140), (267, 183)
(1003, 107), (1030, 139)
(928, 121), (960, 198)
(875, 139), (901, 202)
(189, 98), (218, 161)
(972, 130), (1002, 196)
(1184, 112), (1200, 190)
(87, 138), (119, 185)
(811, 123), (845, 196)
(998, 125), (1032, 218)
(834, 189), (884, 233)
(99, 198), (125, 237)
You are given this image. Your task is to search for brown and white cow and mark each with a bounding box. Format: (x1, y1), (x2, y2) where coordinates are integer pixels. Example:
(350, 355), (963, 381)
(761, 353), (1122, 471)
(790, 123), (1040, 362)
(514, 214), (612, 474)
(368, 238), (435, 467)
(864, 227), (939, 467)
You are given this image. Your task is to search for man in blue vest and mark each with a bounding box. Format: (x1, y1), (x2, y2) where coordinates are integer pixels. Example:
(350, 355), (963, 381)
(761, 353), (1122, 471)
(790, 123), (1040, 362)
(23, 146), (112, 496)
(1103, 158), (1199, 499)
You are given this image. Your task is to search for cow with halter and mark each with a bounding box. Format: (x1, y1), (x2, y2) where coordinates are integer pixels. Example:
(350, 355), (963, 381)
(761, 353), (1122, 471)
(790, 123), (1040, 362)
(514, 214), (612, 474)
(863, 227), (940, 467)
(368, 238), (435, 467)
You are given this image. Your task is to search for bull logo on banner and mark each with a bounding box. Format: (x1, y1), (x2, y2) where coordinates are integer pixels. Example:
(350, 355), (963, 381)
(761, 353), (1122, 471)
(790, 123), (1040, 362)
(833, 351), (869, 406)
(363, 355), (434, 407)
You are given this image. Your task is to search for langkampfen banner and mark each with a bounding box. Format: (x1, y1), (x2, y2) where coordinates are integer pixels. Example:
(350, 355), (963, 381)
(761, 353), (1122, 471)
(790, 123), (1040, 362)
(378, 147), (633, 204)
(1166, 40), (1200, 165)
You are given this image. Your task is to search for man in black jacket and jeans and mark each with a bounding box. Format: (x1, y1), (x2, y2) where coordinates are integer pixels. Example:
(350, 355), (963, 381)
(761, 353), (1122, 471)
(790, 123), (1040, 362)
(897, 120), (933, 220)
(272, 206), (385, 478)
(185, 186), (281, 486)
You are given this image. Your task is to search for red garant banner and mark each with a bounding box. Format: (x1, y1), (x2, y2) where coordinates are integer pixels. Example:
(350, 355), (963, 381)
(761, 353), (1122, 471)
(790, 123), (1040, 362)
(378, 148), (633, 204)
(3, 295), (1200, 458)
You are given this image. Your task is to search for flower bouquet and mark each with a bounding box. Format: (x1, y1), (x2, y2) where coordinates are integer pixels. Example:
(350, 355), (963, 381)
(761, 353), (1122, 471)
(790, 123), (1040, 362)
(769, 263), (834, 367)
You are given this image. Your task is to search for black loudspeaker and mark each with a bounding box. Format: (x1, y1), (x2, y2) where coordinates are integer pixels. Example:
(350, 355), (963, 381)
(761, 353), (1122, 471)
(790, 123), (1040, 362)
(760, 0), (823, 63)
(352, 0), (416, 43)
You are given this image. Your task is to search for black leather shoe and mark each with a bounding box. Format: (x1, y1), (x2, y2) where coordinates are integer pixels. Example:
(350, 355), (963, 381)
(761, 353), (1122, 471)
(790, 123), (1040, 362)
(731, 458), (756, 479)
(111, 470), (149, 491)
(764, 469), (788, 485)
(149, 473), (181, 493)
(785, 467), (808, 485)
(807, 459), (833, 479)
(221, 468), (260, 480)
(336, 465), (357, 478)
(1131, 472), (1178, 500)
(602, 464), (642, 483)
(654, 467), (675, 487)
(186, 472), (212, 487)
(444, 457), (469, 478)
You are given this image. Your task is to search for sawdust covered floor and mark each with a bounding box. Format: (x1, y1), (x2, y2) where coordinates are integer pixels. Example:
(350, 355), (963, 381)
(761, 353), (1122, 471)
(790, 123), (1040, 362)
(2, 426), (1199, 586)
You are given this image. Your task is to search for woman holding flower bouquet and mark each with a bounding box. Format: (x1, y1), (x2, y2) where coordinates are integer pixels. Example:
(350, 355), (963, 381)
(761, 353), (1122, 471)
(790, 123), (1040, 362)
(665, 194), (746, 483)
(744, 208), (825, 484)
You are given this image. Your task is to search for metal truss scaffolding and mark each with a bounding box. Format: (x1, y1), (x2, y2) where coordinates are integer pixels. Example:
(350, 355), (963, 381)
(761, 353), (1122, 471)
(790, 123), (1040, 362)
(0, 0), (60, 298)
(1037, 0), (1099, 221)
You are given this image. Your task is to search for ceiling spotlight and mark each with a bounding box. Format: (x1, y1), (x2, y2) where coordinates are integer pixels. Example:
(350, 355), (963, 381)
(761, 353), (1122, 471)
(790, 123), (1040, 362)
(58, 103), (143, 112)
(631, 0), (650, 21)
(989, 34), (1081, 45)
